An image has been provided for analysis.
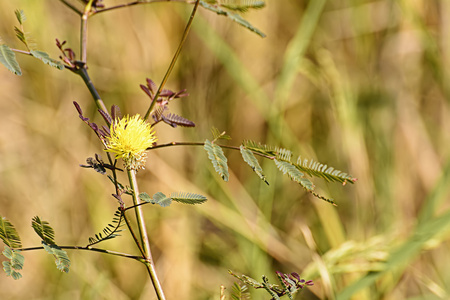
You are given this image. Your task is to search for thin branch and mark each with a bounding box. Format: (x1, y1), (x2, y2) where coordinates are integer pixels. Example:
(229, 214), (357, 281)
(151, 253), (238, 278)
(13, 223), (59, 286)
(16, 245), (144, 262)
(92, 0), (189, 15)
(9, 48), (32, 55)
(59, 0), (83, 15)
(76, 67), (110, 121)
(144, 0), (201, 120)
(148, 141), (276, 159)
(80, 0), (95, 63)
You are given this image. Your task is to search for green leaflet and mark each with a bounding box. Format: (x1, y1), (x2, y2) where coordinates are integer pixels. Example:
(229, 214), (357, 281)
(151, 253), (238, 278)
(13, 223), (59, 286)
(139, 192), (153, 203)
(296, 156), (355, 185)
(170, 192), (207, 205)
(239, 145), (269, 185)
(274, 159), (314, 191)
(139, 192), (207, 206)
(0, 216), (22, 249)
(221, 0), (265, 12)
(31, 216), (56, 245)
(2, 246), (24, 280)
(231, 282), (250, 300)
(153, 192), (172, 207)
(42, 242), (70, 273)
(30, 50), (64, 70)
(14, 9), (26, 25)
(199, 1), (266, 37)
(204, 139), (229, 181)
(0, 45), (22, 75)
(243, 140), (355, 185)
(262, 276), (281, 300)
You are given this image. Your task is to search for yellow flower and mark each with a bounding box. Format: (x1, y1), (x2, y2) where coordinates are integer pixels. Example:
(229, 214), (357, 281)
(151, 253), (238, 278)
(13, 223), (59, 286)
(105, 114), (157, 170)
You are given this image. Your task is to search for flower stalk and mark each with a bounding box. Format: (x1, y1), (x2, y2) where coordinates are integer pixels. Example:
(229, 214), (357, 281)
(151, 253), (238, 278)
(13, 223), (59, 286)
(127, 169), (166, 300)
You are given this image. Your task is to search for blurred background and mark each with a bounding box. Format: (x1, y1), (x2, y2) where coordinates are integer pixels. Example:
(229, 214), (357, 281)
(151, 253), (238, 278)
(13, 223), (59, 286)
(1, 0), (450, 299)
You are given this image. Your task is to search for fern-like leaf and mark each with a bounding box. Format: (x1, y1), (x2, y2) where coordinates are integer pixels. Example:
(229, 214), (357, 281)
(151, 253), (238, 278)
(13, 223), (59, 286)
(211, 127), (231, 141)
(14, 9), (26, 25)
(0, 217), (22, 249)
(242, 140), (278, 156)
(162, 113), (195, 127)
(2, 246), (24, 280)
(231, 282), (250, 300)
(220, 0), (266, 12)
(169, 192), (207, 205)
(0, 44), (22, 75)
(199, 1), (266, 37)
(30, 50), (64, 70)
(296, 156), (355, 185)
(153, 192), (172, 207)
(229, 270), (264, 289)
(240, 145), (268, 185)
(139, 192), (153, 203)
(204, 139), (229, 181)
(274, 159), (314, 191)
(31, 216), (56, 245)
(87, 210), (124, 246)
(42, 242), (70, 273)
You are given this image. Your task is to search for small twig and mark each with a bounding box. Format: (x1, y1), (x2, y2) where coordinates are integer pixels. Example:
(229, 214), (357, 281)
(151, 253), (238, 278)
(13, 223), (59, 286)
(16, 245), (144, 262)
(80, 0), (95, 63)
(149, 141), (276, 159)
(91, 0), (188, 15)
(76, 67), (110, 121)
(59, 0), (83, 16)
(144, 0), (201, 120)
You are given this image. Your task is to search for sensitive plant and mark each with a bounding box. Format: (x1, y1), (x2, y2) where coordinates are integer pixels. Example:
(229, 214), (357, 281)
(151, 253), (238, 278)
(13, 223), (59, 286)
(0, 1), (356, 299)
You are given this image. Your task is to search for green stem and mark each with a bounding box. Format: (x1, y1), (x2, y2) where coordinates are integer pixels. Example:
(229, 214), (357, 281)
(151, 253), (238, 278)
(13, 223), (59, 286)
(144, 0), (201, 120)
(91, 0), (187, 15)
(77, 68), (110, 121)
(127, 169), (166, 300)
(148, 141), (276, 159)
(17, 245), (144, 262)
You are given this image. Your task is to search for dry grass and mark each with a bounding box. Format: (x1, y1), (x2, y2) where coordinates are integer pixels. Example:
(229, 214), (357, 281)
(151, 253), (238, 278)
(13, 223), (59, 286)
(1, 0), (450, 299)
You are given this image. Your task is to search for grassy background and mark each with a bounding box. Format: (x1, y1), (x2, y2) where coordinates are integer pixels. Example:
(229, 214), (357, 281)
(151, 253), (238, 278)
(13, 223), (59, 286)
(1, 0), (450, 299)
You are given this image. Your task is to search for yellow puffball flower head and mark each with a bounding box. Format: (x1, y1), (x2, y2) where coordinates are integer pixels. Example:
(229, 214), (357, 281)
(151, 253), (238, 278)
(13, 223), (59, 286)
(105, 114), (157, 171)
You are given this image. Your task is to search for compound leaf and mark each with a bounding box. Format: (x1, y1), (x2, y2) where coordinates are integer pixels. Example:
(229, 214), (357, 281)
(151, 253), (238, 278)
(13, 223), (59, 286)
(139, 192), (153, 203)
(87, 210), (124, 246)
(240, 145), (268, 185)
(0, 216), (22, 249)
(14, 9), (26, 25)
(199, 1), (266, 37)
(204, 139), (229, 181)
(42, 242), (70, 273)
(153, 192), (172, 207)
(30, 50), (64, 70)
(0, 45), (22, 75)
(31, 216), (55, 245)
(296, 156), (355, 185)
(274, 159), (314, 191)
(221, 0), (265, 12)
(170, 192), (207, 205)
(162, 113), (195, 127)
(2, 246), (24, 280)
(231, 282), (250, 300)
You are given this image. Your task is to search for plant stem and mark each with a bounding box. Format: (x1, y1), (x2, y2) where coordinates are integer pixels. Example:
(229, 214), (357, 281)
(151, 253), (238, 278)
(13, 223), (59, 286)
(17, 245), (144, 262)
(144, 0), (201, 120)
(77, 67), (110, 121)
(81, 0), (95, 63)
(127, 169), (166, 300)
(59, 0), (83, 15)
